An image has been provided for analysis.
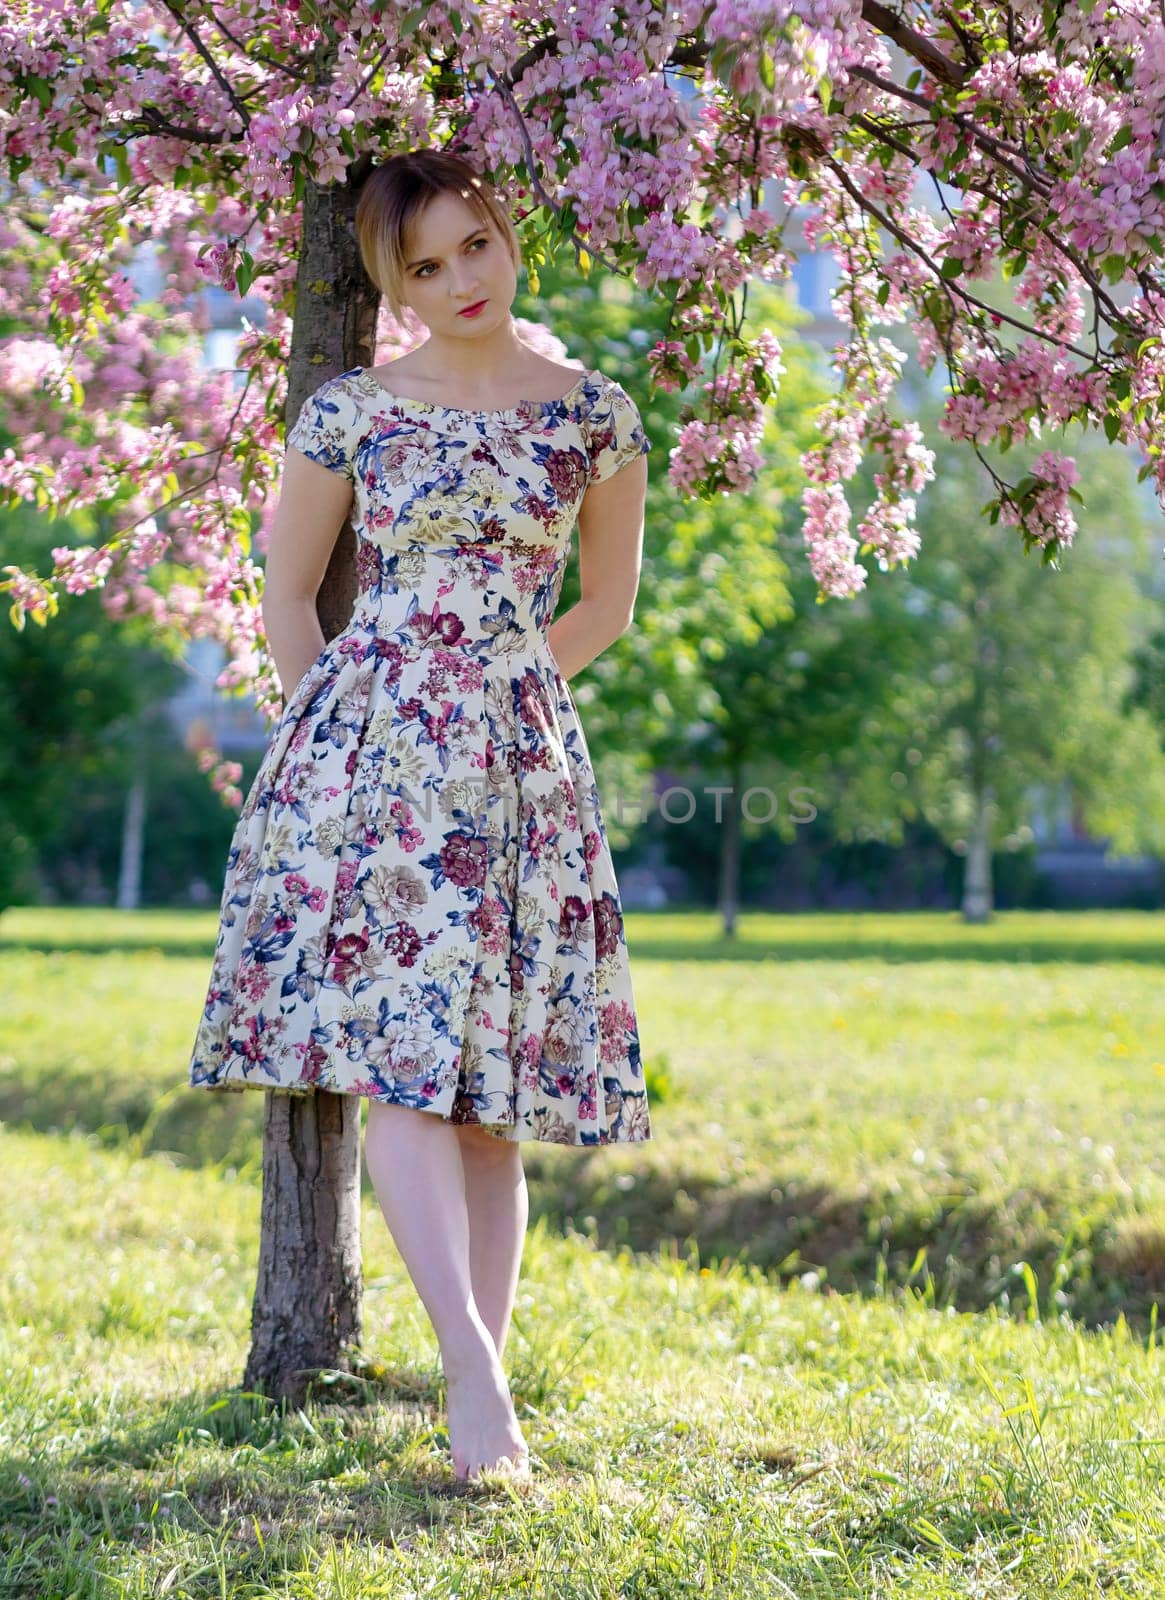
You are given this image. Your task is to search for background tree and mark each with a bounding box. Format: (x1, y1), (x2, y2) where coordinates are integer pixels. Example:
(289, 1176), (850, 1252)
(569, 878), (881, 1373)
(0, 504), (184, 912)
(828, 410), (1165, 921)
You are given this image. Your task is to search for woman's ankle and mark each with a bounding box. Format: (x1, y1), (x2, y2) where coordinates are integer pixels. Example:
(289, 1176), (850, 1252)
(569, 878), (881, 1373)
(440, 1321), (500, 1380)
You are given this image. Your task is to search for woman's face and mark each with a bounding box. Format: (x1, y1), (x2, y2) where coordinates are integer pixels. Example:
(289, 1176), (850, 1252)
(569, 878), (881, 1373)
(397, 189), (518, 334)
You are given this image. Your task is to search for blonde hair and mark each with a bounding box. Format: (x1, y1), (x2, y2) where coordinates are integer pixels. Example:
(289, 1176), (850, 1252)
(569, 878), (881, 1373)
(355, 149), (521, 325)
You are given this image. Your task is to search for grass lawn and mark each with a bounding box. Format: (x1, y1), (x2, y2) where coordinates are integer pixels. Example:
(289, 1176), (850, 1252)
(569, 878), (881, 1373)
(1, 905), (1163, 1597)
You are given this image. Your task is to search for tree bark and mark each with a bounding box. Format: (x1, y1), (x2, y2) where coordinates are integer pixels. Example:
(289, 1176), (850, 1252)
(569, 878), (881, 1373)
(287, 155), (380, 638)
(245, 163), (381, 1404)
(244, 1088), (366, 1400)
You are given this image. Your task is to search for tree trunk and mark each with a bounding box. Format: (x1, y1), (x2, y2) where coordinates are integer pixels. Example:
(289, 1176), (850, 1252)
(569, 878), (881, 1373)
(245, 163), (381, 1404)
(243, 1088), (366, 1401)
(116, 712), (146, 910)
(962, 786), (994, 923)
(963, 595), (996, 925)
(718, 763), (742, 938)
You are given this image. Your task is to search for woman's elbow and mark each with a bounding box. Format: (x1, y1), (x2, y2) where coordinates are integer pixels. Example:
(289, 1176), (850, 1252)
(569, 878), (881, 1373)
(261, 585), (309, 633)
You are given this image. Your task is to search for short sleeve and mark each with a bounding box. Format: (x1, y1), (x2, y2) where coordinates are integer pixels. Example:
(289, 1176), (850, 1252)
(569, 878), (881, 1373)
(587, 378), (651, 485)
(285, 374), (359, 480)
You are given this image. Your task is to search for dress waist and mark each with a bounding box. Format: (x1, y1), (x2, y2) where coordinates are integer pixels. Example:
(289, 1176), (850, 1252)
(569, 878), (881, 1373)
(347, 602), (553, 661)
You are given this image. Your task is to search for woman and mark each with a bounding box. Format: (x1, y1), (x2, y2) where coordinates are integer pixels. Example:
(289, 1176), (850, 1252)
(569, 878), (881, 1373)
(187, 148), (653, 1482)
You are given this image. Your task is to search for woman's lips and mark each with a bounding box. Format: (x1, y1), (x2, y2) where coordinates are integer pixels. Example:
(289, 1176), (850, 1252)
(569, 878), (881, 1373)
(458, 300), (488, 318)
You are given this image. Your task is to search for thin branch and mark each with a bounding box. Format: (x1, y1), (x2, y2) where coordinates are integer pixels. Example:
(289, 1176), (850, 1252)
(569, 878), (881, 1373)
(932, 2), (985, 74)
(836, 117), (1072, 322)
(487, 74), (624, 277)
(158, 0), (251, 130)
(850, 65), (1046, 188)
(824, 153), (1099, 363)
(203, 11), (316, 84)
(342, 41), (398, 111)
(127, 107), (231, 145)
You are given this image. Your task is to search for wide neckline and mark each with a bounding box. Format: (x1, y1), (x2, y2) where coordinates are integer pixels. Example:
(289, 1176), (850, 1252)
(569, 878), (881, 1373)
(350, 365), (595, 418)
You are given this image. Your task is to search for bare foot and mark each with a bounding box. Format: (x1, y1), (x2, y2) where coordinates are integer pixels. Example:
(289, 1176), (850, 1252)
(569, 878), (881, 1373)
(444, 1349), (529, 1481)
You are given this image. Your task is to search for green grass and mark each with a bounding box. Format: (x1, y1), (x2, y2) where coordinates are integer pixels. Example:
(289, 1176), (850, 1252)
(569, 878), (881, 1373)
(1, 906), (1163, 1596)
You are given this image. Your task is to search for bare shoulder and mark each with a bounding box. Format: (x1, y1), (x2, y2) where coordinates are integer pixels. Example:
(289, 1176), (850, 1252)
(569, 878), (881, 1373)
(532, 356), (589, 385)
(366, 354), (422, 382)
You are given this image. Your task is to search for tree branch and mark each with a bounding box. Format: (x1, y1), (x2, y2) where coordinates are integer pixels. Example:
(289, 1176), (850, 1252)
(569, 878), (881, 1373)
(824, 152), (1099, 364)
(851, 111), (1126, 336)
(487, 73), (624, 277)
(203, 11), (316, 85)
(124, 107), (230, 145)
(859, 0), (967, 87)
(158, 0), (251, 130)
(850, 64), (1046, 188)
(342, 42), (398, 111)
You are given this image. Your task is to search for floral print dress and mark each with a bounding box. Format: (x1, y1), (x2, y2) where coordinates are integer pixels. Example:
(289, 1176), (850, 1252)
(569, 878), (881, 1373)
(186, 364), (652, 1146)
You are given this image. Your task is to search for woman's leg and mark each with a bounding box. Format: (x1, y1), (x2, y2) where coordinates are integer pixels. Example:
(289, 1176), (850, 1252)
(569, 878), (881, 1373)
(456, 1126), (529, 1363)
(362, 1099), (528, 1477)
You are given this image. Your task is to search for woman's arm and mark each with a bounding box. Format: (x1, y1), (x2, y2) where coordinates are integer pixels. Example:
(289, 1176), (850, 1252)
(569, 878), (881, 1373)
(261, 447), (356, 700)
(547, 453), (647, 681)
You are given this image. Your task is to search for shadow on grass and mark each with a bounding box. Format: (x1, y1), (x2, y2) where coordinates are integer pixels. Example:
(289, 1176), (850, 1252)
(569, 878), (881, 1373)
(0, 930), (220, 962)
(6, 918), (1165, 966)
(519, 1152), (1165, 1340)
(622, 935), (1165, 966)
(0, 1378), (522, 1599)
(0, 1381), (1042, 1596)
(5, 1064), (1161, 1343)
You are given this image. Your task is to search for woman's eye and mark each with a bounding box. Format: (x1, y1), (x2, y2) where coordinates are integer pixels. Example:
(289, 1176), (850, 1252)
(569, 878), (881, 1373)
(417, 238), (487, 279)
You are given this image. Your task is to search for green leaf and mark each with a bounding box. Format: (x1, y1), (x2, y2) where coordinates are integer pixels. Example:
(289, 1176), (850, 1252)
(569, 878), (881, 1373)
(939, 256), (963, 279)
(1104, 411), (1122, 443)
(236, 251), (255, 296)
(818, 74), (831, 113)
(758, 52), (775, 92)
